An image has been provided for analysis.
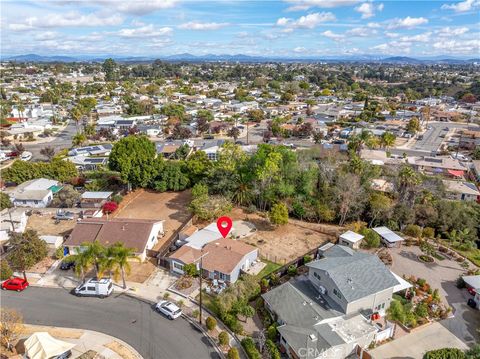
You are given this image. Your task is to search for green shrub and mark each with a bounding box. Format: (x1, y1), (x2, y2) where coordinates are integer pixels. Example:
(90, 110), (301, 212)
(266, 325), (277, 341)
(265, 339), (281, 359)
(218, 331), (229, 346)
(0, 260), (13, 280)
(206, 316), (217, 331)
(423, 348), (465, 359)
(269, 203), (288, 225)
(287, 265), (297, 276)
(112, 194), (123, 204)
(227, 347), (240, 359)
(417, 278), (427, 287)
(422, 227), (435, 239)
(222, 313), (244, 334)
(360, 228), (381, 248)
(241, 337), (261, 359)
(404, 224), (423, 238)
(303, 255), (313, 264)
(54, 247), (65, 260)
(192, 309), (199, 318)
(183, 263), (198, 276)
(415, 303), (429, 318)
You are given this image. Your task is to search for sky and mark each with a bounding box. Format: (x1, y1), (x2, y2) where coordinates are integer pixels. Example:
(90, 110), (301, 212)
(1, 0), (479, 58)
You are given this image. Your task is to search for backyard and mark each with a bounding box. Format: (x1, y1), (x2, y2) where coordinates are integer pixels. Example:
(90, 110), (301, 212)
(226, 208), (343, 265)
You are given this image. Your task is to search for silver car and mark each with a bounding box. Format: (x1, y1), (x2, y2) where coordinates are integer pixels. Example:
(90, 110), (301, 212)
(155, 300), (182, 320)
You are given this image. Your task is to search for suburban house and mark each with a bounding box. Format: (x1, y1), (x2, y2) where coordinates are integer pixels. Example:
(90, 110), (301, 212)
(408, 156), (468, 178)
(442, 180), (480, 202)
(67, 156), (108, 171)
(338, 231), (364, 249)
(262, 245), (406, 359)
(0, 208), (27, 243)
(373, 227), (405, 248)
(169, 237), (258, 283)
(80, 191), (113, 208)
(64, 218), (165, 261)
(67, 144), (113, 157)
(7, 178), (61, 208)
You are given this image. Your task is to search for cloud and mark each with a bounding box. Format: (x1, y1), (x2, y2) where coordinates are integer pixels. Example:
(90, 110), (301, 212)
(441, 0), (480, 13)
(371, 40), (411, 54)
(433, 38), (480, 54)
(387, 16), (428, 29)
(293, 46), (307, 53)
(34, 31), (58, 41)
(117, 25), (173, 38)
(103, 0), (178, 15)
(284, 0), (361, 11)
(436, 26), (469, 36)
(276, 12), (336, 29)
(178, 22), (230, 30)
(355, 2), (384, 19)
(398, 32), (431, 42)
(8, 11), (123, 31)
(321, 30), (345, 41)
(346, 26), (377, 37)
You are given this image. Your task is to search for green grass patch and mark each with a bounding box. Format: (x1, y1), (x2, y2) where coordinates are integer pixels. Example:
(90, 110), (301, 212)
(256, 260), (282, 279)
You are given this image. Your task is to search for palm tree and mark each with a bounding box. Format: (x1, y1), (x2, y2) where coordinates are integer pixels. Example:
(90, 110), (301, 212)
(78, 241), (106, 278)
(73, 250), (91, 283)
(381, 132), (396, 151)
(106, 243), (139, 289)
(72, 133), (87, 147)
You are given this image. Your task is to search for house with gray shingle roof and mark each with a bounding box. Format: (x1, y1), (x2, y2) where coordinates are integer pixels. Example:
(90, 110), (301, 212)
(262, 245), (401, 359)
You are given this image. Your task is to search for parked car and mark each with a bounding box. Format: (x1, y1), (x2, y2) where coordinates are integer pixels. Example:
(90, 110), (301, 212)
(20, 151), (32, 161)
(155, 300), (182, 319)
(60, 259), (75, 270)
(2, 278), (29, 292)
(55, 210), (75, 220)
(72, 278), (113, 298)
(467, 298), (477, 309)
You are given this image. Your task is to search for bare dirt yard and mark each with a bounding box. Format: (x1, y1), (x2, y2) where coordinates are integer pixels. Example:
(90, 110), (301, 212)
(226, 208), (343, 264)
(113, 189), (192, 250)
(26, 212), (75, 237)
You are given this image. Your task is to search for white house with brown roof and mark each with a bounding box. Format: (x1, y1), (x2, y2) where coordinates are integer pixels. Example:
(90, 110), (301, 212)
(64, 218), (164, 261)
(169, 237), (258, 283)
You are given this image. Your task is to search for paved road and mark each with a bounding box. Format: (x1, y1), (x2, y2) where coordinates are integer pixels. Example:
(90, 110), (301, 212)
(24, 120), (77, 160)
(1, 287), (218, 359)
(409, 122), (473, 154)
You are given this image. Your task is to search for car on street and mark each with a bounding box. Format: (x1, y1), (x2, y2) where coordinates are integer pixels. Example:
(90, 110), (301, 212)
(467, 298), (477, 309)
(54, 210), (75, 220)
(20, 151), (32, 161)
(155, 300), (182, 319)
(2, 278), (29, 292)
(60, 259), (75, 270)
(73, 278), (113, 298)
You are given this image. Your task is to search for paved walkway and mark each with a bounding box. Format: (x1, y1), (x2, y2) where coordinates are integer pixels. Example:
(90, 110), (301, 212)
(20, 324), (141, 359)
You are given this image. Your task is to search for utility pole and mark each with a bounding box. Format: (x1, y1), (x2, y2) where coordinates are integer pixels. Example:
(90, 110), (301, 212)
(195, 251), (209, 325)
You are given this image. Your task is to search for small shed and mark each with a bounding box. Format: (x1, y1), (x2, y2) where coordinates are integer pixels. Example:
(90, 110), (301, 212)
(339, 230), (364, 249)
(373, 227), (404, 248)
(80, 191), (113, 208)
(39, 235), (63, 249)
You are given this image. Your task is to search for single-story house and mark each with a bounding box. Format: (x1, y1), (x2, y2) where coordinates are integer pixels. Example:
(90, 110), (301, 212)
(373, 226), (404, 248)
(7, 178), (60, 208)
(66, 156), (108, 171)
(338, 230), (364, 249)
(80, 191), (113, 208)
(169, 238), (258, 283)
(442, 180), (480, 202)
(64, 218), (165, 261)
(0, 208), (27, 243)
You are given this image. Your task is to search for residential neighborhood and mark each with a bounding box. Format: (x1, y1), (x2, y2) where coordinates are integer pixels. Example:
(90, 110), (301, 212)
(1, 1), (480, 359)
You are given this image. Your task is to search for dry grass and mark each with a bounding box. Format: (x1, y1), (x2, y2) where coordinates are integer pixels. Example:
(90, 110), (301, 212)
(104, 341), (139, 359)
(227, 208), (343, 264)
(27, 256), (56, 274)
(26, 213), (75, 237)
(22, 325), (83, 339)
(123, 259), (157, 283)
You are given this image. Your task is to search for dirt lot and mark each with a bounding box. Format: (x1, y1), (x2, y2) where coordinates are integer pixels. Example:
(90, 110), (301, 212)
(113, 189), (192, 250)
(26, 212), (75, 237)
(227, 208), (343, 264)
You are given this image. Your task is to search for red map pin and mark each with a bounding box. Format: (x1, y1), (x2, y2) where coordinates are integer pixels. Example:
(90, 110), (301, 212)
(217, 216), (233, 238)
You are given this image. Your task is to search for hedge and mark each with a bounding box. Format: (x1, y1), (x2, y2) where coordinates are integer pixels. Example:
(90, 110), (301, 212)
(241, 337), (261, 359)
(423, 348), (465, 359)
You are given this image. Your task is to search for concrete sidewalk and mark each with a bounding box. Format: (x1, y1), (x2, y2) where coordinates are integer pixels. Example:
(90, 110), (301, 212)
(20, 324), (142, 359)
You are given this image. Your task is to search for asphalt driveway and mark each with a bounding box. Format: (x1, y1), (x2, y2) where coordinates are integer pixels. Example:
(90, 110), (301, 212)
(1, 287), (218, 359)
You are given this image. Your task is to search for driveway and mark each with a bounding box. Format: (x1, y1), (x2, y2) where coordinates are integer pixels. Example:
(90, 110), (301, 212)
(370, 322), (468, 359)
(389, 245), (480, 346)
(1, 287), (218, 359)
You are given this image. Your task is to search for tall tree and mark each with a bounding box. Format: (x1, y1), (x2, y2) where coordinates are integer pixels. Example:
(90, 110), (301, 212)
(7, 230), (48, 280)
(103, 243), (139, 289)
(102, 58), (117, 81)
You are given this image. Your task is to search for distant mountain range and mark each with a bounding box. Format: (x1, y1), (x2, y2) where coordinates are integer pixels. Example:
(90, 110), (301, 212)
(2, 53), (479, 64)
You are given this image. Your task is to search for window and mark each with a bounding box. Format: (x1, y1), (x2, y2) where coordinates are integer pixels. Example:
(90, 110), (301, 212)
(381, 303), (385, 309)
(34, 200), (38, 204)
(87, 286), (95, 291)
(313, 272), (321, 280)
(333, 288), (342, 299)
(174, 262), (184, 270)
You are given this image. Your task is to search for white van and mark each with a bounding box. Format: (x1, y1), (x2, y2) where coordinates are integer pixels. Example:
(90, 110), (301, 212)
(73, 278), (113, 298)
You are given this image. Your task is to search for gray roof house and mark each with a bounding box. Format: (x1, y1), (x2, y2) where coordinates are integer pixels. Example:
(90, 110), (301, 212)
(262, 245), (401, 359)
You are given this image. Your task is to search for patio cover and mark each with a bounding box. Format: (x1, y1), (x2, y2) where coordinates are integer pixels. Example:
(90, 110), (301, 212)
(24, 332), (75, 359)
(447, 169), (464, 177)
(373, 227), (404, 244)
(391, 271), (413, 293)
(462, 275), (480, 290)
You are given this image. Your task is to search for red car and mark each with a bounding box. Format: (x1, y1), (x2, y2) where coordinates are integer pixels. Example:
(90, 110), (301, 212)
(2, 278), (29, 292)
(467, 287), (476, 296)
